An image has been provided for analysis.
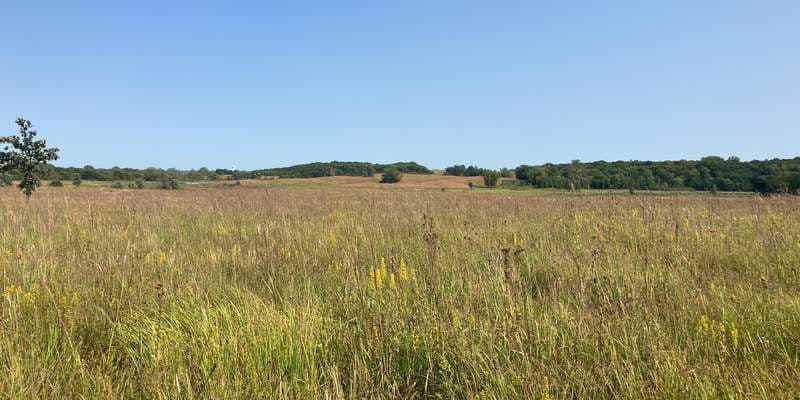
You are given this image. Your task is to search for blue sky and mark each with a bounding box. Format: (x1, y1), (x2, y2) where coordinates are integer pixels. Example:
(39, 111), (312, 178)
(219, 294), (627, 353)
(2, 1), (798, 170)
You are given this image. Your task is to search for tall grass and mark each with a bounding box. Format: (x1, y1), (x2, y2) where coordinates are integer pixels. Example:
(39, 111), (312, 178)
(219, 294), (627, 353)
(1, 187), (798, 398)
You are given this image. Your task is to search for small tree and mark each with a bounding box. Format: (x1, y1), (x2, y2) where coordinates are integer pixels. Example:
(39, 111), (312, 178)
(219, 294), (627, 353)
(380, 168), (402, 184)
(134, 179), (146, 189)
(0, 118), (60, 199)
(0, 173), (11, 187)
(71, 173), (82, 187)
(49, 179), (63, 187)
(482, 170), (500, 187)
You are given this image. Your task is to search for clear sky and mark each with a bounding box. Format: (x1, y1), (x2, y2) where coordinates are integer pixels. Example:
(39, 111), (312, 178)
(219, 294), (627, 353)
(2, 1), (798, 170)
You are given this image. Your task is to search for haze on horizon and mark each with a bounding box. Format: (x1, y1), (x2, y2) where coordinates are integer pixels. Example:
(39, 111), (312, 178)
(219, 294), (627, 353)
(2, 1), (798, 170)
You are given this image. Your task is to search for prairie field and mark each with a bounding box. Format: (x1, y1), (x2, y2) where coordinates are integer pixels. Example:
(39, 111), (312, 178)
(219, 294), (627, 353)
(0, 186), (799, 399)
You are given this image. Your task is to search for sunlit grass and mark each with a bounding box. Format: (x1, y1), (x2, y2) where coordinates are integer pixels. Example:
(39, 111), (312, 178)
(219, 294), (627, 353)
(0, 186), (798, 398)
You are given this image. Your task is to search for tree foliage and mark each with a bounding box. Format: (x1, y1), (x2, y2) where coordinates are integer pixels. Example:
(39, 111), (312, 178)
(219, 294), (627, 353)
(0, 118), (60, 198)
(251, 161), (431, 179)
(21, 161), (433, 183)
(514, 157), (800, 194)
(444, 165), (485, 177)
(71, 173), (82, 187)
(380, 168), (402, 183)
(482, 170), (500, 187)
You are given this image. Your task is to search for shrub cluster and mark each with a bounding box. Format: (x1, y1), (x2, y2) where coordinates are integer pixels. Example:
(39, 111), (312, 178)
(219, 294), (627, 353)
(380, 168), (402, 184)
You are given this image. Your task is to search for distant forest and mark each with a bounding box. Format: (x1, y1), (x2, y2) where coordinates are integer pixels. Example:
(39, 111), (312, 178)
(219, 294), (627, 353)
(13, 157), (800, 194)
(27, 161), (431, 182)
(514, 157), (800, 193)
(248, 161), (432, 178)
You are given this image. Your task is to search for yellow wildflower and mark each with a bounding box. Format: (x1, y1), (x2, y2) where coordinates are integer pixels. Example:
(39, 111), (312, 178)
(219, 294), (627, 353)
(730, 322), (739, 350)
(398, 258), (411, 282)
(697, 315), (710, 333)
(376, 267), (385, 290)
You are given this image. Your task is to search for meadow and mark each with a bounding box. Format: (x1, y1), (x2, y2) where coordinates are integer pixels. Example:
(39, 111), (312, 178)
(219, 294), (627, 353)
(0, 184), (798, 399)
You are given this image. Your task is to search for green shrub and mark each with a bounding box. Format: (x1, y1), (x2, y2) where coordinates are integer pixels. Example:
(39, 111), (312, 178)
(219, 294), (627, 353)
(49, 179), (63, 187)
(482, 170), (500, 187)
(160, 178), (180, 190)
(111, 182), (124, 189)
(71, 174), (82, 187)
(127, 180), (146, 190)
(0, 173), (11, 187)
(380, 168), (402, 184)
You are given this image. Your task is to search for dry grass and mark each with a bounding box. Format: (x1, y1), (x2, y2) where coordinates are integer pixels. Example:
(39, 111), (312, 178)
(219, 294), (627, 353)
(0, 185), (798, 398)
(234, 173), (484, 190)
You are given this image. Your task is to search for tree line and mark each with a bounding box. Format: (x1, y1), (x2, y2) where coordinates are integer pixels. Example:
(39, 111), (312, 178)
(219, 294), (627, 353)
(513, 157), (800, 193)
(2, 161), (432, 183)
(4, 118), (799, 196)
(9, 157), (800, 194)
(443, 164), (514, 178)
(248, 161), (431, 179)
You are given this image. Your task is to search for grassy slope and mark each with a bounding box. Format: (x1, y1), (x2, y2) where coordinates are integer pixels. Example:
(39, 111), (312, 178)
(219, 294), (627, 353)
(0, 186), (797, 398)
(72, 174), (758, 196)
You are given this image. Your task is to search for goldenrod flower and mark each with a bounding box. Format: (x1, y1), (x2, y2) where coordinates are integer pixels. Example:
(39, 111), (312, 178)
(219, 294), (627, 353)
(368, 264), (377, 288)
(399, 258), (410, 282)
(730, 322), (739, 350)
(697, 315), (710, 333)
(376, 267), (385, 290)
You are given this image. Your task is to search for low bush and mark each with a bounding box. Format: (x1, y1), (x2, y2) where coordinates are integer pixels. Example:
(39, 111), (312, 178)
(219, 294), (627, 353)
(380, 168), (402, 184)
(482, 170), (500, 187)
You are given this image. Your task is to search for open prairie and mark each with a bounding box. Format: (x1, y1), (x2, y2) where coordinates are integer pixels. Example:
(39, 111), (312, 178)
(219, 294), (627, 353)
(209, 174), (487, 190)
(1, 185), (798, 398)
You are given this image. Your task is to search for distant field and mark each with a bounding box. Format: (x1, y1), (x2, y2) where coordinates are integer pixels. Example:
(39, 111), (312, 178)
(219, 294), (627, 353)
(58, 174), (485, 191)
(0, 184), (796, 398)
(228, 174), (485, 190)
(71, 173), (760, 196)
